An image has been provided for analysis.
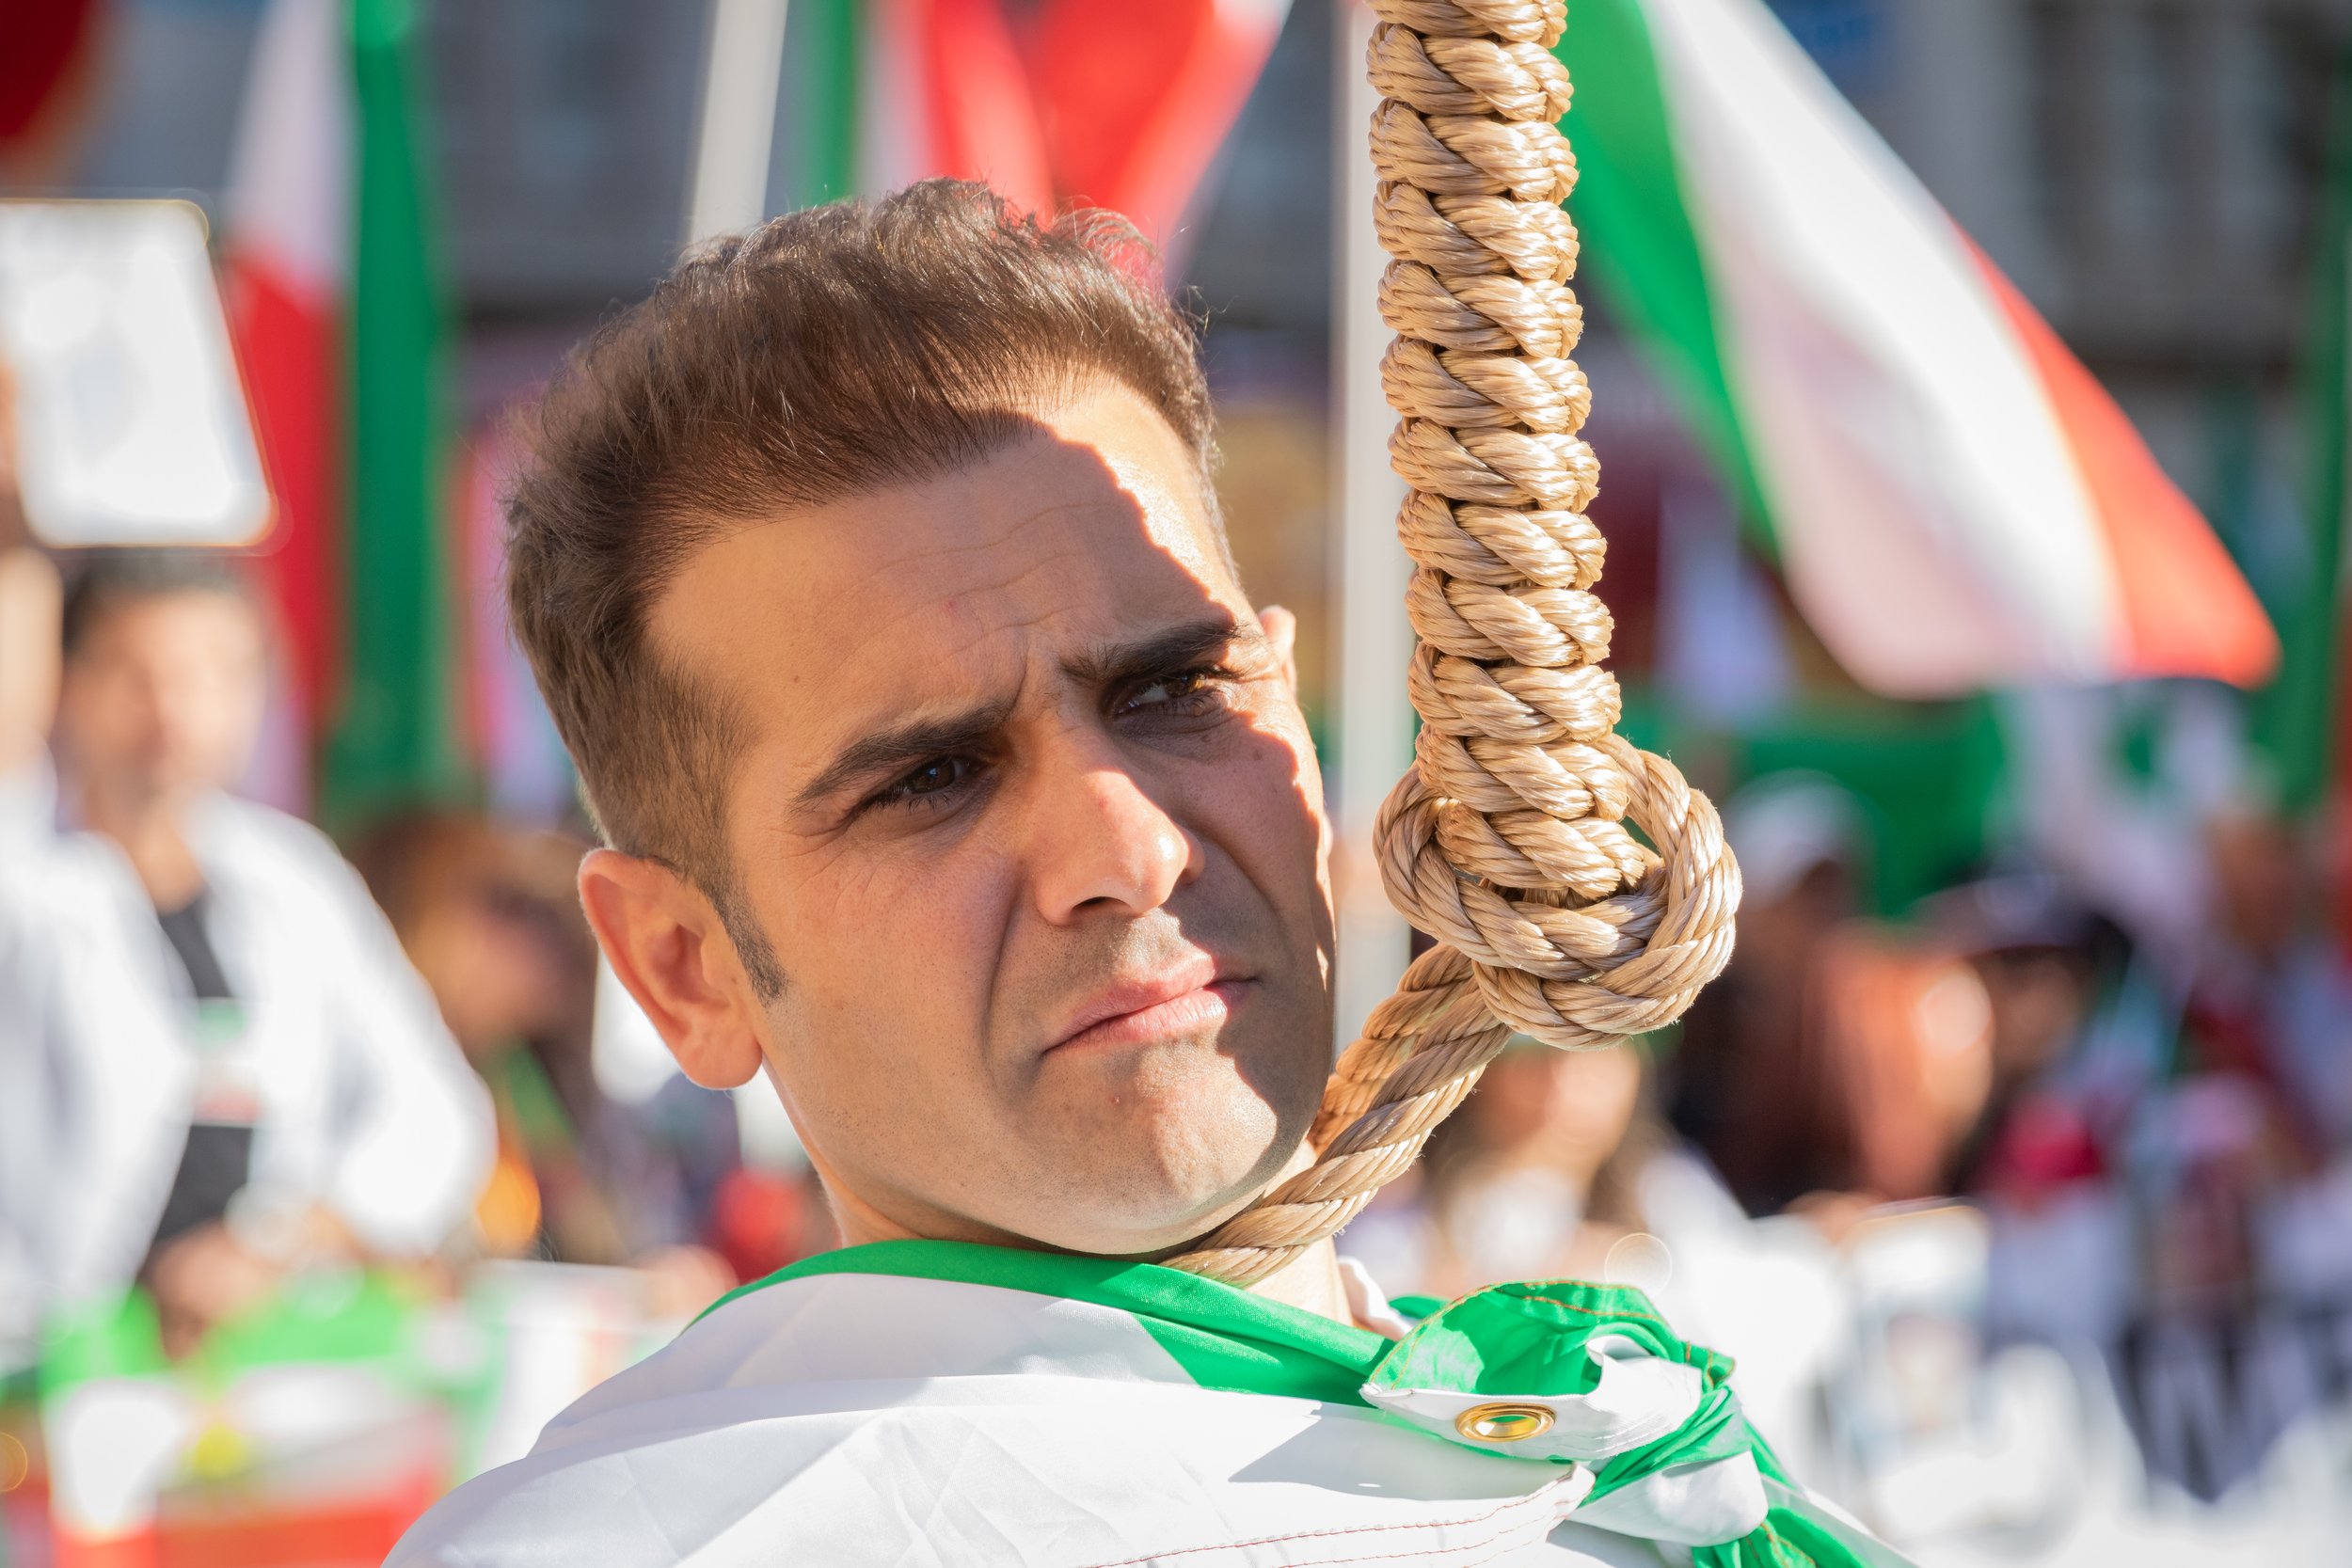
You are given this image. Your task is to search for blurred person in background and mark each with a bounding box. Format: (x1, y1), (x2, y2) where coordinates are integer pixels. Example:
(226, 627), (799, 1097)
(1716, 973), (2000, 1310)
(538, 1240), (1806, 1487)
(1803, 923), (1996, 1214)
(2187, 808), (2352, 1159)
(1669, 770), (1871, 1216)
(2125, 806), (2350, 1316)
(355, 810), (737, 1317)
(1414, 1041), (1664, 1294)
(0, 551), (492, 1358)
(1674, 771), (2000, 1228)
(1923, 877), (2122, 1204)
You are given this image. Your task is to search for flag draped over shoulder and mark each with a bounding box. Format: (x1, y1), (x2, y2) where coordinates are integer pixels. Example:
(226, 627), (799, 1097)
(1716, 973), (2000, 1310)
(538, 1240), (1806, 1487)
(226, 0), (464, 828)
(1562, 0), (2279, 699)
(388, 1242), (1914, 1567)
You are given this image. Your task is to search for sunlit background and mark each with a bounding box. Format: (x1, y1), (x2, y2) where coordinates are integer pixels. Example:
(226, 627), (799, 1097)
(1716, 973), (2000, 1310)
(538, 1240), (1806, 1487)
(2, 0), (2350, 1564)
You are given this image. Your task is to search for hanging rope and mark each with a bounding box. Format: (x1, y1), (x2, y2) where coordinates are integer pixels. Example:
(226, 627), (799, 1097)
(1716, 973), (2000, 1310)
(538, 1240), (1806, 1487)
(1167, 0), (1740, 1288)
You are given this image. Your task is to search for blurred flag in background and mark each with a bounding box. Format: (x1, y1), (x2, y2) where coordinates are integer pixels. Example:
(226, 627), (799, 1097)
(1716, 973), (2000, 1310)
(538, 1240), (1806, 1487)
(1563, 0), (2280, 699)
(2270, 39), (2352, 822)
(227, 0), (464, 830)
(219, 0), (1293, 829)
(788, 0), (1288, 261)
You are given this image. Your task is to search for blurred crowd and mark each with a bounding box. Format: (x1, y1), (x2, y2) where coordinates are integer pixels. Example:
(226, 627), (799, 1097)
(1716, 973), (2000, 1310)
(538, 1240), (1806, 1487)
(0, 535), (807, 1333)
(0, 428), (834, 1555)
(1342, 748), (2352, 1554)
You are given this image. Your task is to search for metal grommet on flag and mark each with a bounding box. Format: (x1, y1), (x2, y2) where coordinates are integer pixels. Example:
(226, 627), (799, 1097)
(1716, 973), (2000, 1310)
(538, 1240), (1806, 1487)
(1455, 1402), (1557, 1444)
(1167, 0), (1740, 1289)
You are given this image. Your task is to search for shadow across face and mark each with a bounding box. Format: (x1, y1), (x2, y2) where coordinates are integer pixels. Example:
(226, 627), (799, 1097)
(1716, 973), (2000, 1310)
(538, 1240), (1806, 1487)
(649, 383), (1337, 1257)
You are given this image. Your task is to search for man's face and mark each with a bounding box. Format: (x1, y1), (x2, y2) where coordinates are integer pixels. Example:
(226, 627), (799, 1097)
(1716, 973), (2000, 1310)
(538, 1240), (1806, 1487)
(58, 590), (265, 807)
(648, 385), (1335, 1255)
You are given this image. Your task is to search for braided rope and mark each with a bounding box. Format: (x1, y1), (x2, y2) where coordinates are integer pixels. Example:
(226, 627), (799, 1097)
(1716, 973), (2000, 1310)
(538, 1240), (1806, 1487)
(1165, 0), (1740, 1288)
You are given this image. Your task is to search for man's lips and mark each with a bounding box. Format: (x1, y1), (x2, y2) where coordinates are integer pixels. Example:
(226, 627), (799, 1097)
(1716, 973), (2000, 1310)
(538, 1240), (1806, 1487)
(1048, 960), (1250, 1053)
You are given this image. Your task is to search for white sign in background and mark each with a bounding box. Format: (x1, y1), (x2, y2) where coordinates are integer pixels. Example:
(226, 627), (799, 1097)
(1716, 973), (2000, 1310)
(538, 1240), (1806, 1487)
(0, 199), (270, 548)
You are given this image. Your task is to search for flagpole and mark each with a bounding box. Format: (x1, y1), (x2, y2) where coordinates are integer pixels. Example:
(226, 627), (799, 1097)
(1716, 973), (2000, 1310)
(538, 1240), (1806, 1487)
(686, 0), (793, 245)
(1327, 0), (1412, 1056)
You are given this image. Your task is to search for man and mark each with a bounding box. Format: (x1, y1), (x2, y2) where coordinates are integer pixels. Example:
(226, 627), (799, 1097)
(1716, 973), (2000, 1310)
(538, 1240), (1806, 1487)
(393, 185), (1894, 1567)
(0, 552), (493, 1358)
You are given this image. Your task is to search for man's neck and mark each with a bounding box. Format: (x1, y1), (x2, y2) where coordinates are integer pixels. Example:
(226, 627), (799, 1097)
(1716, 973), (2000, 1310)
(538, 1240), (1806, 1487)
(78, 782), (203, 909)
(1226, 1235), (1353, 1325)
(814, 1152), (1363, 1331)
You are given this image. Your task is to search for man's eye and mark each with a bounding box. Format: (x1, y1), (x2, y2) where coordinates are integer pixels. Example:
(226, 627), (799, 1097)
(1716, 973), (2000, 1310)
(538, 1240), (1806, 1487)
(878, 755), (977, 807)
(1122, 669), (1230, 716)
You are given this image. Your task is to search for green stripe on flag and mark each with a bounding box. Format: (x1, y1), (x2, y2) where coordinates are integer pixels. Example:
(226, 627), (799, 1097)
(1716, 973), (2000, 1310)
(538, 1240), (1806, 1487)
(698, 1239), (1386, 1404)
(2258, 39), (2352, 817)
(1557, 0), (1775, 546)
(326, 0), (468, 830)
(793, 0), (862, 206)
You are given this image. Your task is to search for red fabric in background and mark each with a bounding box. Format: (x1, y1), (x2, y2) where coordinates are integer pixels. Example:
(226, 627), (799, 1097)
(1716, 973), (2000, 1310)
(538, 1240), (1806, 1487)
(919, 0), (1053, 215)
(0, 0), (97, 142)
(1028, 0), (1281, 245)
(225, 261), (342, 735)
(1028, 1), (1206, 211)
(1970, 244), (2280, 689)
(899, 0), (1284, 248)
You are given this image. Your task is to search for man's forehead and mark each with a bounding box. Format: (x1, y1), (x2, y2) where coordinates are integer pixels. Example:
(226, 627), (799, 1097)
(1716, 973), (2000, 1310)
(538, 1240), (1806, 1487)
(647, 394), (1243, 748)
(87, 589), (262, 655)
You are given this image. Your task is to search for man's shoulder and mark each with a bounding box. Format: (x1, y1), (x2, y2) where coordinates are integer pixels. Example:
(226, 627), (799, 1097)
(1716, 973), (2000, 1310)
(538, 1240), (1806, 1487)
(0, 822), (134, 942)
(389, 1370), (1657, 1568)
(189, 792), (344, 874)
(190, 794), (383, 924)
(388, 1264), (1667, 1567)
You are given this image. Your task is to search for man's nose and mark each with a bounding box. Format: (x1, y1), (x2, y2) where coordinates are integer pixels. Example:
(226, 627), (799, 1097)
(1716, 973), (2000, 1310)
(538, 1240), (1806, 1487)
(1026, 744), (1200, 925)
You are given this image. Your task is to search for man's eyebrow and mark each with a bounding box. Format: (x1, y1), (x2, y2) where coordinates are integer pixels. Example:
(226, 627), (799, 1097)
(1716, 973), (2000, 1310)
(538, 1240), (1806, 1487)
(794, 697), (1017, 810)
(795, 620), (1261, 812)
(1060, 617), (1265, 691)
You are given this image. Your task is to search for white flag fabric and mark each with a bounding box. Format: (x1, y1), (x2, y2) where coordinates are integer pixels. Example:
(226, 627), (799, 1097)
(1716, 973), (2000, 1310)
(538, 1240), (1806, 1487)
(389, 1241), (1909, 1567)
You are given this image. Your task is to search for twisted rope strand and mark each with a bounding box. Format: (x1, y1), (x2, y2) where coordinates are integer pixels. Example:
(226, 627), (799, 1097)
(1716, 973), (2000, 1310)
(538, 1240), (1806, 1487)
(1166, 0), (1740, 1288)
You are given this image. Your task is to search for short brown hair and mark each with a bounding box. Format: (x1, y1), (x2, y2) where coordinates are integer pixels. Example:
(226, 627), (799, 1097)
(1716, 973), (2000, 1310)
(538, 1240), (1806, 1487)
(504, 181), (1216, 991)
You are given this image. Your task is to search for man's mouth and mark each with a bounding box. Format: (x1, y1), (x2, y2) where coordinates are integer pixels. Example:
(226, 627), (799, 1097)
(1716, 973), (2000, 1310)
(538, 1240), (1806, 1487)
(1048, 957), (1251, 1053)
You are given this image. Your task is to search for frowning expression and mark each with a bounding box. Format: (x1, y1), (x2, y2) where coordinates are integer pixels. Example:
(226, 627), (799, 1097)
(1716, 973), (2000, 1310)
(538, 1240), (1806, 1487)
(647, 383), (1335, 1255)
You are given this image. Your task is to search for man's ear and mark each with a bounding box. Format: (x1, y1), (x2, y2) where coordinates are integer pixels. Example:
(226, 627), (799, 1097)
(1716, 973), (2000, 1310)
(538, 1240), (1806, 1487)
(1257, 605), (1300, 696)
(579, 847), (767, 1089)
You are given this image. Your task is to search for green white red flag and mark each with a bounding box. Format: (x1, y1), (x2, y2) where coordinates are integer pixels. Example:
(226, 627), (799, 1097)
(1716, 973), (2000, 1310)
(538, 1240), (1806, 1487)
(1564, 0), (2279, 697)
(389, 1241), (1911, 1566)
(226, 0), (463, 827)
(226, 0), (1286, 820)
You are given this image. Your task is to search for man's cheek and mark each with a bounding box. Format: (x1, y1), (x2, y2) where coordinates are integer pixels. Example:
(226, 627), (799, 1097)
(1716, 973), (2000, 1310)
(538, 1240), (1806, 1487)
(1217, 745), (1326, 872)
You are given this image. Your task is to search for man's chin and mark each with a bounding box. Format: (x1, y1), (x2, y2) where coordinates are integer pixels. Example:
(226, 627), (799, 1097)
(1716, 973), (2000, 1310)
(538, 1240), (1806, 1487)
(1004, 1102), (1307, 1260)
(1019, 1180), (1286, 1262)
(985, 1015), (1327, 1258)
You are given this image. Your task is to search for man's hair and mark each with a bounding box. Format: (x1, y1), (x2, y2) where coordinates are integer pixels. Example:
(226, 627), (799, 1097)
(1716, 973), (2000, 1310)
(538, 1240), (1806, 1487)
(61, 549), (257, 660)
(504, 181), (1216, 992)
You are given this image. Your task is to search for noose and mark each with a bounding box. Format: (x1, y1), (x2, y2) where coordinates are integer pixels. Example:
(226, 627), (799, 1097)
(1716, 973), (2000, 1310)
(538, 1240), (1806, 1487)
(1167, 0), (1740, 1288)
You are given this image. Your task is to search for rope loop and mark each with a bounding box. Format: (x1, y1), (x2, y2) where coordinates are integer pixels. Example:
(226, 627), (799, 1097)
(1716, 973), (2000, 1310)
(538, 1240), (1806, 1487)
(1166, 0), (1739, 1288)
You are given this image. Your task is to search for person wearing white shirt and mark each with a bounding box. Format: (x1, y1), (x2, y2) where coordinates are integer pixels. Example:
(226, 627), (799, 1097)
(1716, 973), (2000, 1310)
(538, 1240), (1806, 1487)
(0, 551), (493, 1359)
